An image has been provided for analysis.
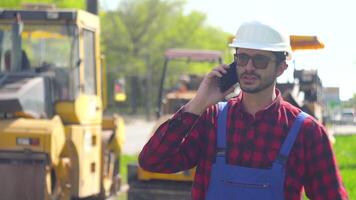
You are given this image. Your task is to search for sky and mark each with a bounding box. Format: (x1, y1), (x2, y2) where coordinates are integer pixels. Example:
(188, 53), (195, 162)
(100, 0), (356, 100)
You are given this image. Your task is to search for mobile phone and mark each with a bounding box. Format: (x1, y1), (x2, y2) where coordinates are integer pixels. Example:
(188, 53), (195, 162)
(219, 62), (238, 92)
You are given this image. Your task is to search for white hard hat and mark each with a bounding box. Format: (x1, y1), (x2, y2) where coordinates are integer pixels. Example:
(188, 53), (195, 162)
(229, 20), (292, 60)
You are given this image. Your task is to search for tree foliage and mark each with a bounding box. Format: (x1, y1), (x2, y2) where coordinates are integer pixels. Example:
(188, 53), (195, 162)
(101, 0), (230, 74)
(100, 0), (231, 109)
(343, 93), (356, 109)
(0, 0), (85, 9)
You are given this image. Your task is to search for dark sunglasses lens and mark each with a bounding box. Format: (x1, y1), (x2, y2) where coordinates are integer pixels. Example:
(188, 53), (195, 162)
(235, 54), (250, 66)
(252, 55), (270, 69)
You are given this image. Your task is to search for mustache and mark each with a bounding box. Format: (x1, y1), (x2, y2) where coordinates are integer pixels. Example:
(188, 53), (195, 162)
(240, 72), (261, 79)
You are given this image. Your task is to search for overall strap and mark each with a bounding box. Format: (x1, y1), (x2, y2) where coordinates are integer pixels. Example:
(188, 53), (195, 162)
(275, 111), (308, 166)
(215, 102), (229, 162)
(217, 102), (228, 149)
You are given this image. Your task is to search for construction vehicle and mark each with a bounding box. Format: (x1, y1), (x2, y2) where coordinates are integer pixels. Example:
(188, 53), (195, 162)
(127, 37), (325, 200)
(156, 49), (224, 118)
(0, 5), (124, 200)
(127, 49), (223, 200)
(277, 35), (325, 122)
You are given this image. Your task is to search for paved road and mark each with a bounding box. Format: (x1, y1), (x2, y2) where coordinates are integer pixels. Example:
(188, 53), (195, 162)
(122, 116), (157, 155)
(328, 124), (356, 135)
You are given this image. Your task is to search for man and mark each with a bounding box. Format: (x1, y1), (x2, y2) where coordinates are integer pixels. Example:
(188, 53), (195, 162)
(177, 74), (191, 93)
(139, 21), (348, 200)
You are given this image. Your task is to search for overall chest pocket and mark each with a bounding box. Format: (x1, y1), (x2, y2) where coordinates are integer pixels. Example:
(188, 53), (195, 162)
(221, 179), (270, 189)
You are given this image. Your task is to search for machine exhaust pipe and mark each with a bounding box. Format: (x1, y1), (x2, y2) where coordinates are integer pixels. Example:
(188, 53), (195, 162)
(86, 0), (98, 15)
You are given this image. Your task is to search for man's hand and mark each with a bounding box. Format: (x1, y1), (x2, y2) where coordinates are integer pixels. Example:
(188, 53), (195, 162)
(184, 64), (236, 115)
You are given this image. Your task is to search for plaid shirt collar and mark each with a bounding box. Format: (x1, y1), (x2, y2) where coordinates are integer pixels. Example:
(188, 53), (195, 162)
(233, 89), (282, 121)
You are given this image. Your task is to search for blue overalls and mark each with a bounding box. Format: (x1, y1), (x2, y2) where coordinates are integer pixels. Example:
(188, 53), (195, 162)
(206, 102), (308, 200)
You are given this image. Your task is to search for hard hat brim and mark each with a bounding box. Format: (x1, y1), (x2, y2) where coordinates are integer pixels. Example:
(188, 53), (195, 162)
(229, 42), (292, 60)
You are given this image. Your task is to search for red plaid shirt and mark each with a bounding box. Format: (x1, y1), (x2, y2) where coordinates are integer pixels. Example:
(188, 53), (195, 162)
(139, 91), (348, 200)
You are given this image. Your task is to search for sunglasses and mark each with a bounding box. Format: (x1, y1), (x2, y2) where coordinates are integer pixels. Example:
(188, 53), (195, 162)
(234, 53), (277, 69)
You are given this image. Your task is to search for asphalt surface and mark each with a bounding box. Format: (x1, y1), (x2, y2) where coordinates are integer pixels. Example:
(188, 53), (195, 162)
(122, 116), (157, 155)
(328, 124), (356, 135)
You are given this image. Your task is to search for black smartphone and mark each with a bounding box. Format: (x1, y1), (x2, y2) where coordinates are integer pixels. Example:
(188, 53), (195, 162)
(219, 62), (238, 92)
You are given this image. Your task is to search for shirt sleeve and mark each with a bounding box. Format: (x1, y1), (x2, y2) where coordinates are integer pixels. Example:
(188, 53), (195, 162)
(303, 119), (349, 200)
(138, 107), (207, 173)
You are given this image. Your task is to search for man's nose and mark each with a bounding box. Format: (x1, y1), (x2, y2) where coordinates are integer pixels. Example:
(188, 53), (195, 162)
(244, 58), (256, 71)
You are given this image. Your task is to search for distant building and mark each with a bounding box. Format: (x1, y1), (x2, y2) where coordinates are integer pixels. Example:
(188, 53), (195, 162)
(322, 87), (340, 105)
(322, 87), (341, 122)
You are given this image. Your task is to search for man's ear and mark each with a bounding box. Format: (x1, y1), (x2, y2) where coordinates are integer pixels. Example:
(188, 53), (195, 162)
(276, 62), (288, 77)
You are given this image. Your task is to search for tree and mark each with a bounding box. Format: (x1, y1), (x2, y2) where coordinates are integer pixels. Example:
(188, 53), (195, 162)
(0, 0), (85, 9)
(100, 0), (231, 112)
(343, 93), (356, 109)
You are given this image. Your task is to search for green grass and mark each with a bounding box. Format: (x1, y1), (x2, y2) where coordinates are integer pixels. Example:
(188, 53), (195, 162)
(116, 154), (138, 200)
(120, 154), (138, 185)
(119, 135), (356, 200)
(333, 135), (356, 199)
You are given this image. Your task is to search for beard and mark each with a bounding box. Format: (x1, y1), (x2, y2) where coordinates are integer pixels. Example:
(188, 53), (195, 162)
(239, 72), (276, 94)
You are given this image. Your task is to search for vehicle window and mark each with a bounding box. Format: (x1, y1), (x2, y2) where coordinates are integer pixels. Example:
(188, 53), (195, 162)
(0, 23), (80, 100)
(83, 29), (96, 95)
